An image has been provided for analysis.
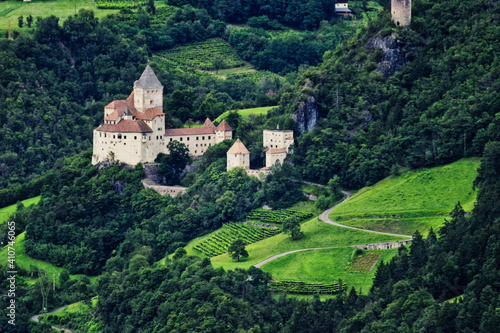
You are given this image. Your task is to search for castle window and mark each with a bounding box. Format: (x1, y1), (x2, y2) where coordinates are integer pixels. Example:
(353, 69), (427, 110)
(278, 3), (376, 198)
(202, 136), (205, 140)
(149, 137), (151, 141)
(170, 138), (172, 142)
(209, 143), (211, 146)
(124, 136), (127, 139)
(113, 135), (116, 139)
(118, 134), (122, 139)
(180, 137), (183, 141)
(134, 136), (137, 140)
(124, 143), (126, 145)
(196, 137), (199, 140)
(150, 100), (153, 105)
(160, 136), (162, 139)
(156, 136), (158, 140)
(208, 136), (211, 140)
(187, 137), (190, 141)
(195, 150), (197, 154)
(196, 144), (198, 147)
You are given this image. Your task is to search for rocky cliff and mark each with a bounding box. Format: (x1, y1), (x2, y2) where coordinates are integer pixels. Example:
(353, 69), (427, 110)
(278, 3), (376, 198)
(291, 80), (318, 134)
(364, 33), (410, 78)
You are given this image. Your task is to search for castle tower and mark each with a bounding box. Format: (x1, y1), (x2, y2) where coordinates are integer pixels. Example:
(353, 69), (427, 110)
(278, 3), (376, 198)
(215, 119), (233, 144)
(134, 65), (163, 113)
(392, 0), (411, 26)
(227, 139), (250, 171)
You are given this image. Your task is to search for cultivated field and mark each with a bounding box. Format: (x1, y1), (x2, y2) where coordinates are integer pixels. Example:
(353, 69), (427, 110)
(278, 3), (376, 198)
(216, 106), (276, 122)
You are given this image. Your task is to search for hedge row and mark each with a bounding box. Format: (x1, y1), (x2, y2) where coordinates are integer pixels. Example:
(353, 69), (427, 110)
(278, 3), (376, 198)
(268, 281), (348, 295)
(246, 209), (313, 224)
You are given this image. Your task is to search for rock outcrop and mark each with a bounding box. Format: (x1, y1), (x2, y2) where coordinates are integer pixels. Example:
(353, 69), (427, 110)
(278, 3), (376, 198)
(291, 80), (318, 134)
(365, 33), (409, 78)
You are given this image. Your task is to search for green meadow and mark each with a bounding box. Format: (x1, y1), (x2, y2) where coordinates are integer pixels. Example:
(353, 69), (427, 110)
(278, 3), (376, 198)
(0, 195), (40, 224)
(0, 232), (91, 284)
(261, 248), (398, 292)
(215, 106), (276, 122)
(0, 0), (118, 33)
(208, 218), (407, 271)
(329, 158), (480, 236)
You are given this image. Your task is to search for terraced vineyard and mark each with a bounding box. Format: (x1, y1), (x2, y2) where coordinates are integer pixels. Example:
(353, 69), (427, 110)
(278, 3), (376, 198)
(155, 38), (245, 70)
(268, 281), (347, 295)
(246, 209), (313, 224)
(93, 0), (146, 9)
(193, 223), (280, 257)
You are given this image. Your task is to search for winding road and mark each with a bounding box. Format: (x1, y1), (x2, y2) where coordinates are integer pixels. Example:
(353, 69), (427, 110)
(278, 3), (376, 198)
(253, 189), (413, 268)
(31, 304), (78, 333)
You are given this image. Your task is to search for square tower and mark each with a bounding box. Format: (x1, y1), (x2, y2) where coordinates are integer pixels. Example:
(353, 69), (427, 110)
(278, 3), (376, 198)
(392, 0), (411, 26)
(134, 65), (164, 113)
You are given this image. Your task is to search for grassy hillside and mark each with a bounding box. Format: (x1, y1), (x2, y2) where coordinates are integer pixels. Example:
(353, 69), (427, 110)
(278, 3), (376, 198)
(329, 158), (480, 235)
(0, 232), (89, 284)
(0, 195), (40, 224)
(155, 38), (245, 70)
(208, 217), (407, 271)
(261, 247), (399, 292)
(0, 0), (118, 33)
(216, 106), (276, 122)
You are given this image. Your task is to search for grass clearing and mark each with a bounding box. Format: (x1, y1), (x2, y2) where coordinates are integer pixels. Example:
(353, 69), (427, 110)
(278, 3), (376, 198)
(261, 248), (398, 293)
(0, 195), (40, 224)
(216, 106), (276, 122)
(329, 158), (480, 235)
(0, 0), (118, 34)
(0, 232), (92, 284)
(209, 217), (407, 271)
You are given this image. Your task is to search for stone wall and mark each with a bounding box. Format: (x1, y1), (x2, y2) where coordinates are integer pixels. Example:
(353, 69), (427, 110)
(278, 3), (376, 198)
(351, 239), (412, 250)
(141, 179), (187, 197)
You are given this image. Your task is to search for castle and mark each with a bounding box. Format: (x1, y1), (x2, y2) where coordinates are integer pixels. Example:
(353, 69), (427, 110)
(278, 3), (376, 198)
(92, 65), (233, 166)
(391, 0), (411, 26)
(226, 126), (294, 177)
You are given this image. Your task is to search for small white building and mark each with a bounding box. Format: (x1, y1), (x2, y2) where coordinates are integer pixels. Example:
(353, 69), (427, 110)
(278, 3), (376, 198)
(227, 127), (294, 179)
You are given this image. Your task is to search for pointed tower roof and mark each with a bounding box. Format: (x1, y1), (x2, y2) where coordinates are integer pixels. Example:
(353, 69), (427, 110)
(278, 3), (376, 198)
(203, 118), (215, 128)
(134, 65), (163, 89)
(216, 119), (233, 131)
(227, 139), (250, 155)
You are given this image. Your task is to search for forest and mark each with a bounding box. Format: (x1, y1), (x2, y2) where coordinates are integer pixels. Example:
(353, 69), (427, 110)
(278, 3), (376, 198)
(0, 0), (499, 331)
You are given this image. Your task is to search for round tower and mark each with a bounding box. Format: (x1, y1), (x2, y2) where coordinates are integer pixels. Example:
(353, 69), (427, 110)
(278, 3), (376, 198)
(391, 0), (411, 26)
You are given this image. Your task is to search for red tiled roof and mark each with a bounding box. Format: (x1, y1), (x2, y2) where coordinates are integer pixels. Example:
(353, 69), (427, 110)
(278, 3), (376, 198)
(164, 127), (215, 136)
(96, 119), (152, 133)
(104, 95), (164, 121)
(136, 108), (164, 121)
(227, 139), (250, 154)
(203, 118), (215, 128)
(266, 148), (288, 154)
(216, 119), (232, 131)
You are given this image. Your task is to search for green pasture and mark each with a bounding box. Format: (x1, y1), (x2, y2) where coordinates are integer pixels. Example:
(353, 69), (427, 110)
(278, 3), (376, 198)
(216, 106), (276, 122)
(261, 248), (398, 293)
(0, 195), (40, 224)
(0, 0), (118, 34)
(330, 158), (480, 236)
(209, 217), (407, 271)
(0, 232), (92, 284)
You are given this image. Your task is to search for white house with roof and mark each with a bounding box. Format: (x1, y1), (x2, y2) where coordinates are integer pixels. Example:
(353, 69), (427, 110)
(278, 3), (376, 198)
(226, 126), (294, 179)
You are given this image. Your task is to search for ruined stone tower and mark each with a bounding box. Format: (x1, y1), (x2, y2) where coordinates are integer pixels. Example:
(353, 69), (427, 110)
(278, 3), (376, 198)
(391, 0), (411, 26)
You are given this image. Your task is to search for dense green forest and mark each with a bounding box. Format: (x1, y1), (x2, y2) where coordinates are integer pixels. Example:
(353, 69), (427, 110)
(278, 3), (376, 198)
(287, 0), (500, 187)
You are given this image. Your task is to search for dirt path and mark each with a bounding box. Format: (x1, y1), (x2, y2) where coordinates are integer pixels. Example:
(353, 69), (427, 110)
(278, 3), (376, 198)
(253, 190), (412, 268)
(319, 191), (413, 238)
(31, 305), (78, 333)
